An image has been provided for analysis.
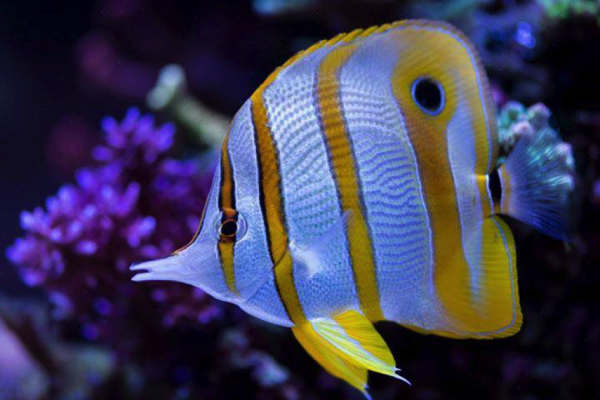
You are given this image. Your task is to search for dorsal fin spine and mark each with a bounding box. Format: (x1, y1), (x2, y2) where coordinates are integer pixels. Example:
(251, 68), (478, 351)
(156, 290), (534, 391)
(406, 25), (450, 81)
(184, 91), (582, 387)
(341, 28), (364, 43)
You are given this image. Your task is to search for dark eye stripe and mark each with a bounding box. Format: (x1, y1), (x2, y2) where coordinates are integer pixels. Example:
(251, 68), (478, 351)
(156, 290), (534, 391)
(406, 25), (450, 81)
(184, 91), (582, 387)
(219, 208), (239, 243)
(217, 133), (239, 295)
(220, 218), (238, 238)
(219, 133), (236, 212)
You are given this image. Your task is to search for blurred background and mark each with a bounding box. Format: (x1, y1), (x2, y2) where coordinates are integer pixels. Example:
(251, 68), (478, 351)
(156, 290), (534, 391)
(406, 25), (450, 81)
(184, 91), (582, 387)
(1, 0), (599, 399)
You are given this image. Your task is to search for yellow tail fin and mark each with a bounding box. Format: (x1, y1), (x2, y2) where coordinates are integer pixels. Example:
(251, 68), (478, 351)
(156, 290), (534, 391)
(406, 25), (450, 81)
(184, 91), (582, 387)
(292, 310), (409, 398)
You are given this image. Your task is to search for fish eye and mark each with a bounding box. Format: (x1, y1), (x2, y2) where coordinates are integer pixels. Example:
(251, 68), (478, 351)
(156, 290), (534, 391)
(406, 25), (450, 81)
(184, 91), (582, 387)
(220, 219), (238, 238)
(411, 77), (444, 115)
(215, 210), (247, 242)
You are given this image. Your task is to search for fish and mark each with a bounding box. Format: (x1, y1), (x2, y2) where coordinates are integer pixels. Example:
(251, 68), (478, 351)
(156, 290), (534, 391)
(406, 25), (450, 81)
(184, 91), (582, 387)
(130, 20), (574, 397)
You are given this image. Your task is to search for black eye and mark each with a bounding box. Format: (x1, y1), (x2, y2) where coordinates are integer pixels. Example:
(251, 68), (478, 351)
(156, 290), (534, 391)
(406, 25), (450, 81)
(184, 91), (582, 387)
(220, 219), (238, 238)
(411, 77), (444, 115)
(214, 210), (247, 242)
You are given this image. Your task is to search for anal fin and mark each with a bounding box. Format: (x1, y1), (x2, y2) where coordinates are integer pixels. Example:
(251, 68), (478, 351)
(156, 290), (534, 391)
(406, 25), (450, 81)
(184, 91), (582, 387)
(293, 324), (369, 396)
(292, 310), (409, 398)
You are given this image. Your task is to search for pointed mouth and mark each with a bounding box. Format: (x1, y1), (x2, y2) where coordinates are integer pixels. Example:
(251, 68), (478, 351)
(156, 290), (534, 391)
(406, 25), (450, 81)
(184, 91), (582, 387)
(129, 254), (236, 303)
(130, 255), (184, 283)
(129, 246), (285, 305)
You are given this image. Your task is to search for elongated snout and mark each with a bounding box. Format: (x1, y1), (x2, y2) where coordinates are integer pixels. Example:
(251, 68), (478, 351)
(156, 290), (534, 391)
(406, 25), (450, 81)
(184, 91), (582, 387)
(130, 243), (234, 302)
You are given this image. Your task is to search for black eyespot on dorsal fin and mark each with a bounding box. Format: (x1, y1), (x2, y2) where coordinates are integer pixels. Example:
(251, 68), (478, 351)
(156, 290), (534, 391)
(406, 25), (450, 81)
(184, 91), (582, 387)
(412, 77), (445, 115)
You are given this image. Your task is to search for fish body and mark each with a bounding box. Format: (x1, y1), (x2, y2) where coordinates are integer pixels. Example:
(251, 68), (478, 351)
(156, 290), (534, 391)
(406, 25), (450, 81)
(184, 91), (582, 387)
(132, 20), (573, 396)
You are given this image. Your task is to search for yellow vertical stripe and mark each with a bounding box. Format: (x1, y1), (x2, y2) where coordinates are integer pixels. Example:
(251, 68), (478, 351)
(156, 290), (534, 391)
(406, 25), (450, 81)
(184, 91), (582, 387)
(391, 72), (472, 331)
(250, 72), (307, 325)
(217, 134), (239, 295)
(389, 27), (497, 333)
(218, 240), (237, 294)
(317, 44), (384, 322)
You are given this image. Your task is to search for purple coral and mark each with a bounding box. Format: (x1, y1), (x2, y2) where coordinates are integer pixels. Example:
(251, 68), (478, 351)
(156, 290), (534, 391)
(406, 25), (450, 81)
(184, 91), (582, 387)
(7, 109), (218, 349)
(5, 109), (300, 398)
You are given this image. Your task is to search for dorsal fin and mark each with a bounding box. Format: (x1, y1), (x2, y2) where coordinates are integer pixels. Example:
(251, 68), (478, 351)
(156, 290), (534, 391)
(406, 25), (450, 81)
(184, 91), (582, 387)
(251, 19), (497, 171)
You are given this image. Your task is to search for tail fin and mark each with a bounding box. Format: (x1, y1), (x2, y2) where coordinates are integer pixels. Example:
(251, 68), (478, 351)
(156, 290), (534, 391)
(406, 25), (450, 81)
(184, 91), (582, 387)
(497, 128), (574, 240)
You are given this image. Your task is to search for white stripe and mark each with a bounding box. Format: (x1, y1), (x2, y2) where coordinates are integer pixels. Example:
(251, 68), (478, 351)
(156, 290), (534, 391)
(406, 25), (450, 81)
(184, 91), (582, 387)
(262, 45), (356, 321)
(485, 174), (495, 213)
(227, 100), (292, 326)
(338, 35), (433, 323)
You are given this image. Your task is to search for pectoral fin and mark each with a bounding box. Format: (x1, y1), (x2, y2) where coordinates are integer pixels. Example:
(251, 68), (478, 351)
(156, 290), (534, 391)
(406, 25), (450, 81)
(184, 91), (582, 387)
(290, 212), (351, 279)
(292, 310), (409, 398)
